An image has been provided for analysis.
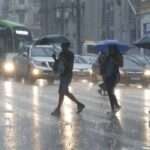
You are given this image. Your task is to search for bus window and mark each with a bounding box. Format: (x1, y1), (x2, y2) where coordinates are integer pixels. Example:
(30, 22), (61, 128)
(0, 20), (32, 53)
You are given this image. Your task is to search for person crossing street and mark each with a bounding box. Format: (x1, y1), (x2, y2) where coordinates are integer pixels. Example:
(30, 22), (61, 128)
(51, 42), (85, 116)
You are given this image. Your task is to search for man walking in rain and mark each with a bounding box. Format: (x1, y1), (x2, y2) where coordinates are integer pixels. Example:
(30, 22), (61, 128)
(51, 42), (85, 116)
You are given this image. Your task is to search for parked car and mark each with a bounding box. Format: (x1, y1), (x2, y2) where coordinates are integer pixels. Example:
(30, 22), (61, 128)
(73, 55), (93, 81)
(13, 45), (56, 83)
(120, 56), (150, 87)
(126, 54), (150, 67)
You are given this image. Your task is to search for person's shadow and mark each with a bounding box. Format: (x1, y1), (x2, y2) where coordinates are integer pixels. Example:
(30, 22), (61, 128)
(102, 115), (123, 150)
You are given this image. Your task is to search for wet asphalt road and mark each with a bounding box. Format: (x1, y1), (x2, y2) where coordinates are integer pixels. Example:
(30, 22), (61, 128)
(0, 79), (149, 150)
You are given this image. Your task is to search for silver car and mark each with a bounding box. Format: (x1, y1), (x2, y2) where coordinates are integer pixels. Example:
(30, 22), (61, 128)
(73, 55), (93, 80)
(14, 45), (56, 83)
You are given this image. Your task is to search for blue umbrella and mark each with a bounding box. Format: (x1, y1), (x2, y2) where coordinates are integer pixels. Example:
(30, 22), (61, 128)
(95, 40), (130, 54)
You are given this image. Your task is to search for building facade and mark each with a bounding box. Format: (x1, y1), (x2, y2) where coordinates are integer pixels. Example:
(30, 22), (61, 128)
(140, 0), (150, 36)
(0, 0), (145, 52)
(52, 0), (140, 50)
(1, 0), (41, 38)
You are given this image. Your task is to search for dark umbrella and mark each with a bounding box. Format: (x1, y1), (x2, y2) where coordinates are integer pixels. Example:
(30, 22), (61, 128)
(34, 34), (70, 45)
(134, 36), (150, 49)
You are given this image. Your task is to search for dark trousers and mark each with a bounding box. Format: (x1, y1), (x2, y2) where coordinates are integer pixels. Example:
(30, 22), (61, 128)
(104, 77), (119, 111)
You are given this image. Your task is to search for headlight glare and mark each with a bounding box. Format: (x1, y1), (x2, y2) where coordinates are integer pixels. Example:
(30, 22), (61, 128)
(88, 69), (93, 75)
(3, 62), (15, 73)
(144, 70), (150, 76)
(32, 68), (40, 76)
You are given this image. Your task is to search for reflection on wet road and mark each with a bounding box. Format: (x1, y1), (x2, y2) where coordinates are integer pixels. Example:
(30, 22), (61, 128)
(0, 80), (149, 150)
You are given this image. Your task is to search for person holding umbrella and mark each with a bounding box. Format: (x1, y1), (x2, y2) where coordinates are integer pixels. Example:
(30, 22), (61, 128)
(101, 45), (122, 113)
(51, 42), (85, 116)
(96, 40), (129, 113)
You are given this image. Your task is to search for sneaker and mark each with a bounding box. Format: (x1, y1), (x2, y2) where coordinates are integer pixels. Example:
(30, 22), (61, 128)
(51, 109), (60, 117)
(77, 103), (85, 113)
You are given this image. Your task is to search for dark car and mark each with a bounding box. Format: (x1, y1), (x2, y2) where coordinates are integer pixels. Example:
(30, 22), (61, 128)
(120, 56), (150, 87)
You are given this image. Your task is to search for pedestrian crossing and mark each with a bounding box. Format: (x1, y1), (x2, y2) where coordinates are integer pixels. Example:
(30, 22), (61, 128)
(0, 80), (149, 150)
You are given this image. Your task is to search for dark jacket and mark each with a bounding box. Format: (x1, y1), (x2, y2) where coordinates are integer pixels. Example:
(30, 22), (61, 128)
(58, 50), (74, 78)
(101, 56), (120, 82)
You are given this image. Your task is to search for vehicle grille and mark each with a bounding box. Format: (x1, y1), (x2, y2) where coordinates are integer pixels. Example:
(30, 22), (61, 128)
(41, 62), (48, 67)
(48, 62), (53, 68)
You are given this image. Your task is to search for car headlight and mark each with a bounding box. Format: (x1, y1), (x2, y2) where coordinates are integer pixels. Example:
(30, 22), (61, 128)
(32, 68), (40, 76)
(3, 62), (15, 73)
(144, 70), (150, 76)
(88, 69), (93, 75)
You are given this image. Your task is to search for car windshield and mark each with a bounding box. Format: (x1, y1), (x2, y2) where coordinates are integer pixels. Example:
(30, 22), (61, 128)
(124, 57), (143, 70)
(31, 47), (54, 57)
(127, 55), (150, 67)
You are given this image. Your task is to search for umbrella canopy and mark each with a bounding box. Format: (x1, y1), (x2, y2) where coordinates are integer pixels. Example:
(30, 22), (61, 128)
(95, 40), (130, 54)
(134, 36), (150, 49)
(34, 34), (70, 45)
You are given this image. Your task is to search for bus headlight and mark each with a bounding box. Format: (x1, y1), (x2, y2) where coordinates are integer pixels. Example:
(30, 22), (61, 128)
(32, 68), (40, 76)
(3, 62), (15, 73)
(144, 70), (150, 77)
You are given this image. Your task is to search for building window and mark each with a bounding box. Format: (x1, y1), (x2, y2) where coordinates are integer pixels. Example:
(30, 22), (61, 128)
(34, 14), (40, 25)
(32, 0), (40, 6)
(18, 11), (25, 23)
